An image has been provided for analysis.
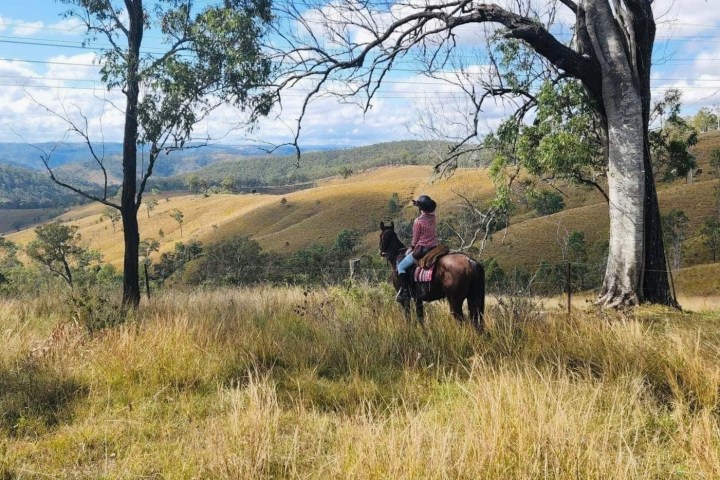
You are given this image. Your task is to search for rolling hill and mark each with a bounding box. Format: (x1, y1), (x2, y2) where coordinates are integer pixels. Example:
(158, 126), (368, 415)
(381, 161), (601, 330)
(5, 131), (720, 297)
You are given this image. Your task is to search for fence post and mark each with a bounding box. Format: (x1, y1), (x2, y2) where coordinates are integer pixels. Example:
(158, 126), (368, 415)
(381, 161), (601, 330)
(566, 261), (571, 317)
(144, 262), (151, 300)
(349, 258), (359, 279)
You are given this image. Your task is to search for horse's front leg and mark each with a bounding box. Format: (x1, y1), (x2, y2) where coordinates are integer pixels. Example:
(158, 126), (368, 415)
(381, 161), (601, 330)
(400, 297), (412, 322)
(415, 299), (425, 326)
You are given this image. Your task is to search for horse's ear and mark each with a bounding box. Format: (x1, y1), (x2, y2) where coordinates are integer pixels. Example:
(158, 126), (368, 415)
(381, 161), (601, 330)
(390, 221), (394, 230)
(380, 221), (386, 230)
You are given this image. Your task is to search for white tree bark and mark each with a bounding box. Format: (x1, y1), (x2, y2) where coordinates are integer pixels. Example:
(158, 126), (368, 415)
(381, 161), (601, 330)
(584, 0), (646, 307)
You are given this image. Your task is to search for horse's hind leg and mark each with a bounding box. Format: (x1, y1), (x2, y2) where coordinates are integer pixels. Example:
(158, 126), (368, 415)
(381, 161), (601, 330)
(415, 299), (425, 326)
(468, 296), (485, 333)
(448, 296), (465, 324)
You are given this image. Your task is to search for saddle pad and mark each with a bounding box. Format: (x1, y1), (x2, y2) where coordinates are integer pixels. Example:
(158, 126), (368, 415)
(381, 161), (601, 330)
(417, 244), (450, 269)
(414, 267), (433, 283)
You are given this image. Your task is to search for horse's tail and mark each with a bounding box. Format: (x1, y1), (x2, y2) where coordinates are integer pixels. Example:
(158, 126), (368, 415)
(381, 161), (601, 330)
(468, 260), (485, 331)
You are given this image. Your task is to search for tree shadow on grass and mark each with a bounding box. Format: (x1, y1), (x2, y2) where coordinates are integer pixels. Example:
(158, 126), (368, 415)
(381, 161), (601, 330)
(0, 360), (87, 437)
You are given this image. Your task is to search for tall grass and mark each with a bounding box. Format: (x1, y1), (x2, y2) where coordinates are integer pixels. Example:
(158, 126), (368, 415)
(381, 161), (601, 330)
(1, 285), (720, 478)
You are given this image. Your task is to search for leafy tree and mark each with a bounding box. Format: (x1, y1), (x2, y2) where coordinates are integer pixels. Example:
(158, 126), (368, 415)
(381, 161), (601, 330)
(273, 0), (676, 307)
(26, 223), (101, 289)
(531, 190), (565, 216)
(701, 219), (720, 263)
(145, 199), (159, 219)
(0, 237), (20, 285)
(153, 240), (203, 283)
(692, 107), (718, 133)
(183, 236), (266, 285)
(186, 174), (208, 194)
(334, 229), (361, 255)
(661, 210), (689, 271)
(37, 0), (276, 307)
(221, 175), (238, 193)
(103, 207), (121, 233)
(709, 149), (720, 178)
(650, 92), (698, 183)
(387, 192), (402, 216)
(139, 238), (160, 266)
(170, 209), (185, 238)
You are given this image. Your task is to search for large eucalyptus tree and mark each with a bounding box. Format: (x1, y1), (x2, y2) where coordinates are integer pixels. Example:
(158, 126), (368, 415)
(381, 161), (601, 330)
(45, 0), (276, 306)
(270, 0), (675, 308)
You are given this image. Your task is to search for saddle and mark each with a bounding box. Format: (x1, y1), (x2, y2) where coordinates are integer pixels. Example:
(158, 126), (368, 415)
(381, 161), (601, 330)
(417, 244), (450, 269)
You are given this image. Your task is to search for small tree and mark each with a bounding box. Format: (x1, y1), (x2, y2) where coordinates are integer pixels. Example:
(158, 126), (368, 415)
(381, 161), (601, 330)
(387, 193), (402, 216)
(186, 174), (208, 195)
(26, 223), (100, 289)
(701, 219), (720, 263)
(145, 199), (159, 219)
(661, 210), (689, 271)
(103, 207), (121, 233)
(709, 149), (720, 178)
(139, 238), (160, 266)
(334, 229), (361, 255)
(170, 209), (185, 238)
(221, 175), (238, 193)
(531, 190), (565, 216)
(0, 237), (19, 284)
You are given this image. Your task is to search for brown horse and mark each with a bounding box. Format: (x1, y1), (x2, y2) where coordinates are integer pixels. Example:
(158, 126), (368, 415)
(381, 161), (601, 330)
(379, 222), (485, 331)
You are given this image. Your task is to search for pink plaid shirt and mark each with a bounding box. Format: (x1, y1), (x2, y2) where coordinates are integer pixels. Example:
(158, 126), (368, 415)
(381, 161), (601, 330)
(412, 212), (438, 248)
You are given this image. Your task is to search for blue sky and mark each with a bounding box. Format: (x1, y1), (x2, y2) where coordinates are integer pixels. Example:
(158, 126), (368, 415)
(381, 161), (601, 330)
(0, 1), (719, 147)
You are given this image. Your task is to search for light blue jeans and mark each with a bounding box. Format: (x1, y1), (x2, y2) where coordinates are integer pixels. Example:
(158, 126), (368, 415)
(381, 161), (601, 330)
(397, 252), (415, 274)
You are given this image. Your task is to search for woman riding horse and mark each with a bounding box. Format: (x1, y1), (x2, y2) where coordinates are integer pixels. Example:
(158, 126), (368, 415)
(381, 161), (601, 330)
(396, 195), (438, 302)
(380, 198), (485, 331)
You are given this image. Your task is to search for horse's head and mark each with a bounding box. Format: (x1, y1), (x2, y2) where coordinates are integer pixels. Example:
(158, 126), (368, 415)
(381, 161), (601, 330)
(379, 221), (396, 258)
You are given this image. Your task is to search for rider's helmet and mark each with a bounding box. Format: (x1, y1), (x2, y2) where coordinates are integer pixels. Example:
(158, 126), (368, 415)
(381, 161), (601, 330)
(412, 195), (437, 213)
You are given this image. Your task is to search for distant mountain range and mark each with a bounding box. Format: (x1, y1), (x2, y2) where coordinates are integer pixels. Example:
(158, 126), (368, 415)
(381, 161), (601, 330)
(0, 142), (338, 176)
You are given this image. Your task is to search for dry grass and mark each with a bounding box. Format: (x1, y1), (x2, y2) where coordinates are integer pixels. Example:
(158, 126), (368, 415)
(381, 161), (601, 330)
(2, 286), (720, 478)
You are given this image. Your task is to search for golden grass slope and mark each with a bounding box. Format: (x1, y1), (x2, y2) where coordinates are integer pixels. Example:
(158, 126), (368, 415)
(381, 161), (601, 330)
(6, 166), (495, 265)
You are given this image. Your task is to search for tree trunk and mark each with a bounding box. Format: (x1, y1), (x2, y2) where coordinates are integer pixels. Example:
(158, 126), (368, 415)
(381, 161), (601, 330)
(121, 2), (144, 308)
(584, 0), (645, 307)
(122, 206), (140, 306)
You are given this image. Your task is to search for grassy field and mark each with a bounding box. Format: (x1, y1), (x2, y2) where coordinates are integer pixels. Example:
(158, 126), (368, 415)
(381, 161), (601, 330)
(2, 286), (720, 478)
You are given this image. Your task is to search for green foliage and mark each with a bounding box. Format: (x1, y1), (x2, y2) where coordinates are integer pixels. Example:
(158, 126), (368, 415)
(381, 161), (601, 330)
(485, 78), (605, 209)
(144, 198), (159, 218)
(334, 229), (361, 254)
(182, 236), (266, 285)
(691, 107), (718, 133)
(530, 190), (565, 216)
(0, 164), (92, 209)
(220, 174), (237, 193)
(386, 192), (402, 216)
(170, 209), (185, 237)
(26, 223), (102, 289)
(650, 90), (699, 182)
(186, 174), (208, 194)
(700, 218), (720, 262)
(153, 240), (204, 284)
(156, 141), (486, 192)
(102, 207), (121, 233)
(709, 149), (720, 177)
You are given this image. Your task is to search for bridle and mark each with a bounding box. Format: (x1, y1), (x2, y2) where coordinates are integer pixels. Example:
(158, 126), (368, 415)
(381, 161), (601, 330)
(379, 229), (405, 266)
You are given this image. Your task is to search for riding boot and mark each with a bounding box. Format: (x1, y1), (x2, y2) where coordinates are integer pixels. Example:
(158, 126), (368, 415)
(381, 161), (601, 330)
(396, 272), (411, 302)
